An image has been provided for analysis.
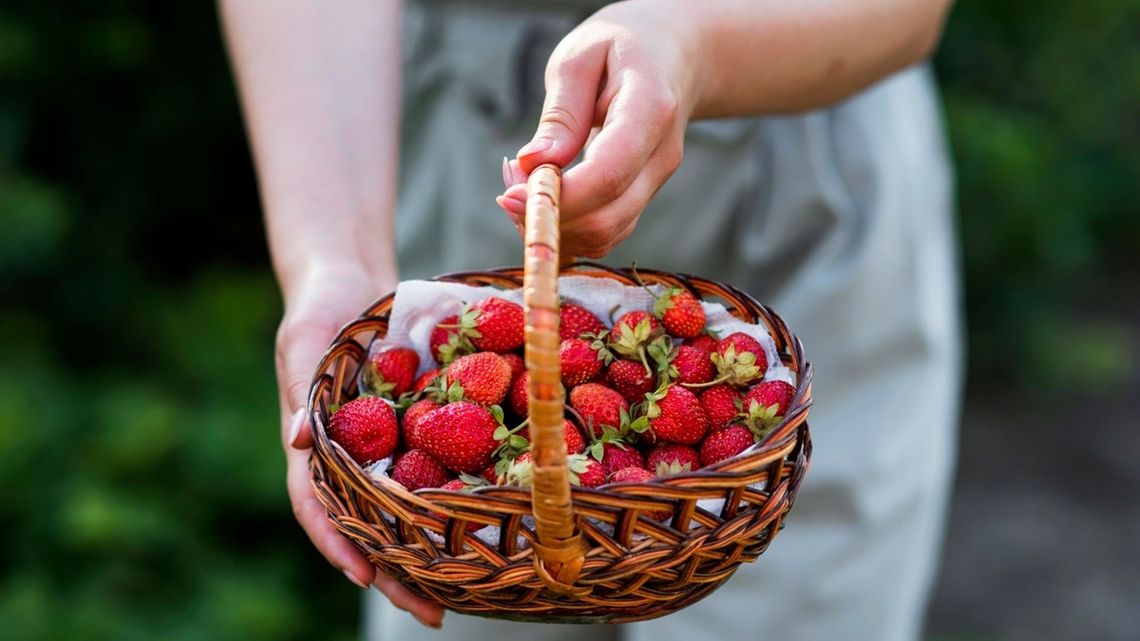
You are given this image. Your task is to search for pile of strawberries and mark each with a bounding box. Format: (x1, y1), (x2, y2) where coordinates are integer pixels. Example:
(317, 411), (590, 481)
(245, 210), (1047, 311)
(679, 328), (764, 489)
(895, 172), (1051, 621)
(326, 286), (795, 508)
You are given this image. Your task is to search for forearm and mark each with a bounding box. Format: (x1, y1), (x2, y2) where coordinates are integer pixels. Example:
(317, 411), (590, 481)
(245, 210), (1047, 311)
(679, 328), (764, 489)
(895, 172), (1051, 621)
(219, 0), (403, 303)
(679, 0), (953, 118)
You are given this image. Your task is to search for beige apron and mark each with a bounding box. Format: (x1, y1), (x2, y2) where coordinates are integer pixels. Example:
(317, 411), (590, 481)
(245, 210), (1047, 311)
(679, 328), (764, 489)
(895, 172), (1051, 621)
(372, 2), (963, 639)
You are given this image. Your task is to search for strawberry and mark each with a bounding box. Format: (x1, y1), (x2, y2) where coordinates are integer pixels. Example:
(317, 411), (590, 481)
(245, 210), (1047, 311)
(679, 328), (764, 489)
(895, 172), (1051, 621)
(458, 297), (525, 353)
(654, 288), (706, 338)
(644, 385), (710, 445)
(568, 383), (628, 438)
(444, 352), (512, 406)
(480, 462), (501, 485)
(507, 371), (529, 417)
(503, 452), (534, 487)
(417, 401), (502, 473)
(710, 332), (768, 387)
(682, 334), (719, 354)
(699, 384), (743, 429)
(413, 368), (440, 394)
(608, 311), (662, 375)
(597, 442), (645, 476)
(671, 344), (715, 386)
(699, 425), (756, 466)
(433, 475), (487, 532)
(361, 346), (420, 398)
(327, 396), (398, 466)
(430, 315), (475, 365)
(390, 449), (452, 491)
(521, 418), (587, 454)
(568, 454), (606, 488)
(607, 467), (671, 519)
(606, 359), (656, 404)
(440, 478), (473, 491)
(740, 380), (796, 434)
(646, 444), (701, 476)
(402, 398), (441, 450)
(501, 353), (526, 380)
(559, 303), (606, 341)
(560, 338), (612, 386)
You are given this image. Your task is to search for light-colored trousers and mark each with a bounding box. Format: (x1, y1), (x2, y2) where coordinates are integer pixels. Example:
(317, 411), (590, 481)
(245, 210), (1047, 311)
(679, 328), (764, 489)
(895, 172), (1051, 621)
(370, 2), (963, 639)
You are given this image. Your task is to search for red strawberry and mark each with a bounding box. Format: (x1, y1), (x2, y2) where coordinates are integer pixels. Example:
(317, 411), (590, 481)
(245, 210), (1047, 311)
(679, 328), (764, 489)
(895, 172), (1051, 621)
(430, 315), (474, 365)
(402, 398), (441, 450)
(559, 303), (606, 341)
(390, 449), (451, 490)
(440, 478), (468, 491)
(417, 401), (501, 473)
(740, 379), (796, 433)
(507, 371), (529, 417)
(699, 384), (743, 429)
(607, 467), (671, 519)
(608, 311), (662, 375)
(560, 338), (611, 386)
(327, 396), (398, 466)
(646, 444), (701, 476)
(434, 477), (485, 532)
(568, 454), (606, 488)
(445, 352), (511, 406)
(654, 288), (706, 338)
(501, 353), (526, 380)
(710, 332), (768, 386)
(522, 418), (586, 454)
(413, 368), (440, 394)
(743, 380), (795, 416)
(480, 462), (501, 485)
(597, 442), (645, 476)
(699, 425), (756, 466)
(608, 466), (655, 484)
(682, 334), (719, 354)
(568, 383), (628, 438)
(461, 297), (525, 353)
(672, 344), (715, 386)
(645, 385), (710, 445)
(361, 346), (420, 398)
(606, 359), (656, 404)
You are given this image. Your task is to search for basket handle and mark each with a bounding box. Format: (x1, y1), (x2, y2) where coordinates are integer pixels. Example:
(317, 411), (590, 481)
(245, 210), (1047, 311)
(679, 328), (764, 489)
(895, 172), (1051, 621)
(523, 164), (589, 595)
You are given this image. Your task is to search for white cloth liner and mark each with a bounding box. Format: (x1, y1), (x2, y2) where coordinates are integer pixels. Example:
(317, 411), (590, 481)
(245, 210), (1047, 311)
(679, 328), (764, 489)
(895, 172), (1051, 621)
(366, 277), (791, 548)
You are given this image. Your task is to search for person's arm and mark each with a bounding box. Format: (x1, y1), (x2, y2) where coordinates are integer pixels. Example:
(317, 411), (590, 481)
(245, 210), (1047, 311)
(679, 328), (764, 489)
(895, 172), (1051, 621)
(497, 0), (953, 257)
(218, 0), (444, 628)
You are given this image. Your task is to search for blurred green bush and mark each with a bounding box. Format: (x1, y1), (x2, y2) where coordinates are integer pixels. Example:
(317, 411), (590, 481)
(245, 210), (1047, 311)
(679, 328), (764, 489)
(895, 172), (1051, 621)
(0, 1), (1135, 639)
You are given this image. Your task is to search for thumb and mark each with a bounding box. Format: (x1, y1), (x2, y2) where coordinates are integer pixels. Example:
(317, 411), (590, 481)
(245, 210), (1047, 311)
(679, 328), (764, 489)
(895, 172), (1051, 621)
(517, 41), (607, 173)
(278, 318), (340, 450)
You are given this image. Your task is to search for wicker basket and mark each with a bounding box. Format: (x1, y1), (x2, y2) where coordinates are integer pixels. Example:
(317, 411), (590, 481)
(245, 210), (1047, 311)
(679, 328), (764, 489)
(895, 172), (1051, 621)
(306, 165), (813, 623)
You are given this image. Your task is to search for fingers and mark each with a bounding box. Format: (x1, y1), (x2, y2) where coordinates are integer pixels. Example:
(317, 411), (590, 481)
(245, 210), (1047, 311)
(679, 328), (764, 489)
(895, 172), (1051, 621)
(558, 146), (678, 258)
(516, 39), (609, 172)
(287, 445), (375, 584)
(558, 75), (678, 219)
(374, 573), (446, 629)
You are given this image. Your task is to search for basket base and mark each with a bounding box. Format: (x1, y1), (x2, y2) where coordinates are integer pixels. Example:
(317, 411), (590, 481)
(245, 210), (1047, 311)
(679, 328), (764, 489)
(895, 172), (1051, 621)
(446, 574), (732, 625)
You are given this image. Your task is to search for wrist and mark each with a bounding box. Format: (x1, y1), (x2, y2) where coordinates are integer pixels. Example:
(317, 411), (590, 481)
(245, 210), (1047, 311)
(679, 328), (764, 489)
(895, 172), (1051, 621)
(278, 253), (398, 311)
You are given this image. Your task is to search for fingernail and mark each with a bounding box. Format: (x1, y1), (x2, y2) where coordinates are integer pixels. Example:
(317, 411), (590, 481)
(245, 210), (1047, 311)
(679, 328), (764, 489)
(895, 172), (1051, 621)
(288, 408), (305, 448)
(503, 183), (527, 201)
(416, 615), (443, 630)
(517, 138), (553, 158)
(344, 569), (369, 590)
(501, 156), (512, 189)
(503, 196), (525, 216)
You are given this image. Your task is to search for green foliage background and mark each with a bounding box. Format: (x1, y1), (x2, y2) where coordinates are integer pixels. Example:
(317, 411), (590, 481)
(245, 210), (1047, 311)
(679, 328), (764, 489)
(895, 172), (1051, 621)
(0, 2), (1136, 639)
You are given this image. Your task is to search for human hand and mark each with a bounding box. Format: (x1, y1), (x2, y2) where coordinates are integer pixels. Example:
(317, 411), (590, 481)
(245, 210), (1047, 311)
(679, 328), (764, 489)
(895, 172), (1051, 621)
(276, 264), (445, 629)
(496, 1), (703, 258)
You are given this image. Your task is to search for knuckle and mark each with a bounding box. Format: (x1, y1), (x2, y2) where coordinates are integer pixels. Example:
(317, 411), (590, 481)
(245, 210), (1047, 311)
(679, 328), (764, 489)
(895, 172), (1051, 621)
(662, 144), (684, 176)
(539, 104), (583, 136)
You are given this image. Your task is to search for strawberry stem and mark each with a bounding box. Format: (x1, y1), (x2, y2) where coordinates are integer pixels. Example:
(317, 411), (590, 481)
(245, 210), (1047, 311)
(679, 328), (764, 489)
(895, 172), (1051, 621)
(678, 373), (733, 389)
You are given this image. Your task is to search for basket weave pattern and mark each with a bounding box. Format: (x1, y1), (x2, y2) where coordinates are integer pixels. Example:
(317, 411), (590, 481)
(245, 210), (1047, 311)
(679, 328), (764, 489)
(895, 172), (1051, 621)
(307, 264), (812, 623)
